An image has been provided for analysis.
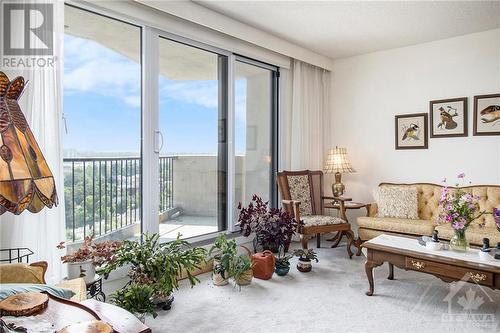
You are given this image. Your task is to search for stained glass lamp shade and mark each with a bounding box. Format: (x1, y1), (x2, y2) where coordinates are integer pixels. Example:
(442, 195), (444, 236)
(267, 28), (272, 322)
(0, 72), (58, 215)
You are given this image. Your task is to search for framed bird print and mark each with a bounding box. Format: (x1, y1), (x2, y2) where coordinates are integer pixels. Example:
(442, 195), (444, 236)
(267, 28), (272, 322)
(429, 97), (468, 138)
(473, 93), (500, 136)
(395, 113), (428, 150)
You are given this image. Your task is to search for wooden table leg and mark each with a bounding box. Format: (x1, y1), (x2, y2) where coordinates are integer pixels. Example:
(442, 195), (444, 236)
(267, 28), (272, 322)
(354, 237), (363, 256)
(345, 230), (354, 259)
(388, 263), (394, 280)
(316, 233), (321, 248)
(327, 231), (343, 247)
(365, 260), (376, 296)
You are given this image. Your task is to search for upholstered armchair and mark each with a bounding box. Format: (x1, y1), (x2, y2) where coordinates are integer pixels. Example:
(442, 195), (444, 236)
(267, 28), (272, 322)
(277, 170), (356, 258)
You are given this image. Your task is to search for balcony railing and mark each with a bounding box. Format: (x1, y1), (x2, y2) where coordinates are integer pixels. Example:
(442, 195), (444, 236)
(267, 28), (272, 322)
(63, 156), (175, 242)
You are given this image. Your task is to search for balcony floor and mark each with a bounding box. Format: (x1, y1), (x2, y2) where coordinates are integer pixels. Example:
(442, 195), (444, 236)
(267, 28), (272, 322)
(148, 215), (218, 242)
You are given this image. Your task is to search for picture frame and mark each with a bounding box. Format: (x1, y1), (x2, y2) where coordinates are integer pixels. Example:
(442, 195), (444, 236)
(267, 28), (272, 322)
(473, 93), (500, 136)
(429, 97), (468, 138)
(395, 113), (428, 150)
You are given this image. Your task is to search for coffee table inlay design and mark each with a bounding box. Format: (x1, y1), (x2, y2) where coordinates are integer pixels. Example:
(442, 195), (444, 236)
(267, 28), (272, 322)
(363, 234), (500, 296)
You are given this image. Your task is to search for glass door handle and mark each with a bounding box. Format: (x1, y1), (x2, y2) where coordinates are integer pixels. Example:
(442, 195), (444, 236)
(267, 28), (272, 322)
(154, 130), (164, 153)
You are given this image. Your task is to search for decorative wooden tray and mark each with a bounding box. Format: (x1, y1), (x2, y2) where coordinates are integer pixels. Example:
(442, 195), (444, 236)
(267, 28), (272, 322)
(0, 292), (49, 316)
(57, 320), (113, 333)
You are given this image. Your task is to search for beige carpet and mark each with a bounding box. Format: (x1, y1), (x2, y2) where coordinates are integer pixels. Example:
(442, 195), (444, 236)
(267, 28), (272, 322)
(147, 239), (500, 333)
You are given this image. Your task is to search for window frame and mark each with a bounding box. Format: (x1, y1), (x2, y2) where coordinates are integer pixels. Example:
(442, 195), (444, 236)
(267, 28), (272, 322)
(63, 2), (279, 243)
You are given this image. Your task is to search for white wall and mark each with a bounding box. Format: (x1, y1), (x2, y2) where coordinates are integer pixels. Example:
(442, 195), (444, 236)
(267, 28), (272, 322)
(327, 29), (500, 209)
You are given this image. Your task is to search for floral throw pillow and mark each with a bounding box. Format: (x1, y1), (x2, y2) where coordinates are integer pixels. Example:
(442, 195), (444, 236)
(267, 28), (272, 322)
(374, 186), (419, 219)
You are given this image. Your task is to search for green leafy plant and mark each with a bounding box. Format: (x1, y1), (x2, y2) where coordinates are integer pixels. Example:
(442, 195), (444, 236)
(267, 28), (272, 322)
(110, 283), (158, 318)
(231, 254), (252, 283)
(293, 249), (318, 262)
(98, 233), (207, 303)
(275, 245), (293, 268)
(208, 234), (237, 279)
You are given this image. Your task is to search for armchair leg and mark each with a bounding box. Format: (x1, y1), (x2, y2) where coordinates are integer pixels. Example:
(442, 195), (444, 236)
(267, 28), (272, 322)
(316, 233), (321, 248)
(300, 234), (308, 249)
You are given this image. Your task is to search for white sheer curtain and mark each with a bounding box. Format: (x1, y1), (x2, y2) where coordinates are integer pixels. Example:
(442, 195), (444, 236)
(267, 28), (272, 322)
(280, 59), (330, 171)
(0, 0), (65, 284)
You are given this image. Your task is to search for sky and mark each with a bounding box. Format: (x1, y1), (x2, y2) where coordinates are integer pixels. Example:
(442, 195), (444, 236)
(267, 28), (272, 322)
(63, 34), (248, 157)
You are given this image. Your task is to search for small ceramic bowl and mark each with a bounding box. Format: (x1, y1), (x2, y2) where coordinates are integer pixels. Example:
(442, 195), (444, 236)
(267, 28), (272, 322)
(478, 250), (492, 261)
(427, 242), (443, 251)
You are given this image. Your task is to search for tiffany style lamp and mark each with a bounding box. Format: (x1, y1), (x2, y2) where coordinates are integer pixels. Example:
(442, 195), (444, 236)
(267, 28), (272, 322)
(0, 72), (58, 215)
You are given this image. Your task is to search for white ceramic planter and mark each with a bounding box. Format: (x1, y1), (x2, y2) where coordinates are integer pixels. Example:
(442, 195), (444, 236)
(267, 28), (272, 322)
(67, 260), (95, 284)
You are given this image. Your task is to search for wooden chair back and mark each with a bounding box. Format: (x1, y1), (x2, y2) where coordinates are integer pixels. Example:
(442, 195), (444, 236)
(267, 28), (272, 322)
(276, 170), (324, 216)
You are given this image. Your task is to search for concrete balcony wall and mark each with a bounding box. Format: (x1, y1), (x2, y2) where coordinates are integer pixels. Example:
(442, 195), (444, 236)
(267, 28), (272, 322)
(172, 155), (270, 218)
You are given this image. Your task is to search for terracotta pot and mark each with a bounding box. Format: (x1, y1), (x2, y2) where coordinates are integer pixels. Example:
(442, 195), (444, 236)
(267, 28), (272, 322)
(296, 258), (312, 273)
(67, 260), (95, 283)
(235, 269), (253, 286)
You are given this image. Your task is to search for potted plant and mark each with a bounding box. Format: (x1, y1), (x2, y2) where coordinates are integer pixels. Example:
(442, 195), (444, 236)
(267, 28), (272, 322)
(293, 249), (318, 273)
(208, 234), (237, 286)
(275, 246), (293, 276)
(231, 254), (253, 288)
(238, 195), (301, 253)
(98, 233), (206, 311)
(436, 173), (494, 251)
(110, 283), (157, 323)
(57, 236), (122, 284)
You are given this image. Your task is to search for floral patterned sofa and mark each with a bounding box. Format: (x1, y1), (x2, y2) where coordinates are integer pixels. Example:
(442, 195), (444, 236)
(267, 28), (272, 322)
(357, 183), (500, 246)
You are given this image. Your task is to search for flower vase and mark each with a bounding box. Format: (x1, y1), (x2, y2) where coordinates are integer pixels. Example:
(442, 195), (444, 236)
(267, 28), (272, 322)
(449, 229), (469, 252)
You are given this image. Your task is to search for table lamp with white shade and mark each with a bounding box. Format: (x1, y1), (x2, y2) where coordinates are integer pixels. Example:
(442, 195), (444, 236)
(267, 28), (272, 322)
(323, 147), (355, 197)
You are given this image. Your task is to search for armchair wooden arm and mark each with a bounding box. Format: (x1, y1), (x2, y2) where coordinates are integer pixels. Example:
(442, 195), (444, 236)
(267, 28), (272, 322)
(281, 199), (302, 222)
(322, 196), (349, 220)
(322, 196), (352, 202)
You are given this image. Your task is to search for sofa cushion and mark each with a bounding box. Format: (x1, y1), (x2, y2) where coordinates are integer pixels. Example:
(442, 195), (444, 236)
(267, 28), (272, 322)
(302, 215), (346, 227)
(374, 186), (418, 219)
(435, 224), (500, 246)
(0, 263), (46, 284)
(357, 216), (435, 236)
(358, 228), (408, 241)
(55, 278), (87, 302)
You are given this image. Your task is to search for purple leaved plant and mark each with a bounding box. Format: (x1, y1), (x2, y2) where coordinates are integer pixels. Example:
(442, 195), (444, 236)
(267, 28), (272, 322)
(238, 195), (302, 252)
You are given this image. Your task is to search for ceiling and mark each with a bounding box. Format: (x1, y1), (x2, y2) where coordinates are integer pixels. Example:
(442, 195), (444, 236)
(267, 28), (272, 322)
(195, 0), (500, 59)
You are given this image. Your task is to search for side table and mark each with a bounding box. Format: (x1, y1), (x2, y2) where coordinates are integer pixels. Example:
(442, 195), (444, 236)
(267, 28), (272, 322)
(324, 199), (369, 256)
(86, 274), (106, 302)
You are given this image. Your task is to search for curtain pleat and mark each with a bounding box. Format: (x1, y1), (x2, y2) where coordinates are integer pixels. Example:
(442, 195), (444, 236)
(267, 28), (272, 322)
(0, 0), (65, 284)
(281, 59), (330, 171)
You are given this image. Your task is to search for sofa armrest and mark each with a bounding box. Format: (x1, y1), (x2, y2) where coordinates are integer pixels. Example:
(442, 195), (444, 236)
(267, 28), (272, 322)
(367, 203), (378, 217)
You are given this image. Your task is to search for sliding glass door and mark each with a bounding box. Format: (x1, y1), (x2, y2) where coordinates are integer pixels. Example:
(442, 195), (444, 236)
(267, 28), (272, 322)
(63, 5), (142, 243)
(157, 37), (227, 241)
(234, 59), (278, 222)
(63, 4), (279, 243)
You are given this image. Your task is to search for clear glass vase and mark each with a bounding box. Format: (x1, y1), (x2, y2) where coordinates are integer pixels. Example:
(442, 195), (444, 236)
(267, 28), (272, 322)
(449, 229), (470, 252)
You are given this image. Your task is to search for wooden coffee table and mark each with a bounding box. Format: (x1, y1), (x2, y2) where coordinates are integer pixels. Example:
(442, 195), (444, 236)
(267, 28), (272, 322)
(0, 293), (150, 333)
(363, 234), (500, 296)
